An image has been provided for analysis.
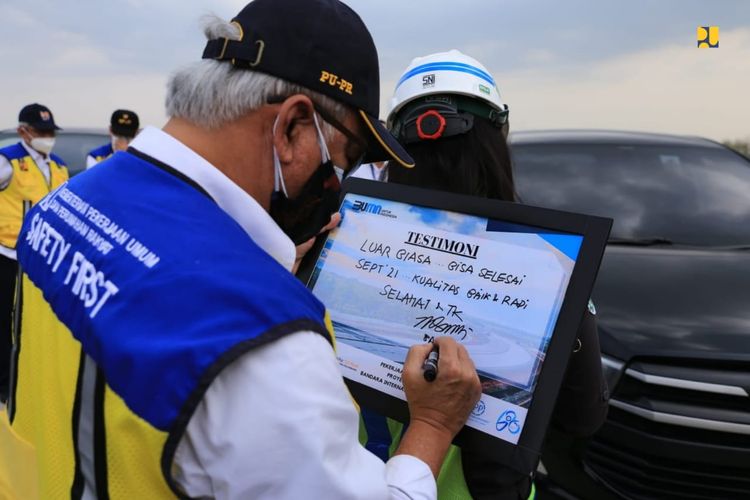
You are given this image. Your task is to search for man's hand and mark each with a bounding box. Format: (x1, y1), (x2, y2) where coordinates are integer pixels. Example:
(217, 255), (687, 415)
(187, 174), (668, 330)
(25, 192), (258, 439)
(395, 337), (481, 477)
(292, 213), (341, 274)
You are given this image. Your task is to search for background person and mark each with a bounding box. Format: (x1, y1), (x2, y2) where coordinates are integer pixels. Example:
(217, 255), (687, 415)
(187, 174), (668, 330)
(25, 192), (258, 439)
(0, 103), (68, 403)
(357, 50), (609, 500)
(3, 2), (481, 499)
(86, 109), (140, 168)
(350, 159), (387, 181)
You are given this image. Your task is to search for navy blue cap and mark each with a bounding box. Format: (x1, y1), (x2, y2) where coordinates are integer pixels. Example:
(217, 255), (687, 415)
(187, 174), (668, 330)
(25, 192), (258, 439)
(202, 0), (414, 168)
(110, 109), (140, 137)
(19, 103), (61, 131)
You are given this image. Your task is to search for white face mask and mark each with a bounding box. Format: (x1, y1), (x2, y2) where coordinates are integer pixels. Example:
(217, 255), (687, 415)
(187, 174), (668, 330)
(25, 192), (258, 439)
(30, 137), (55, 155)
(334, 166), (345, 182)
(271, 113), (333, 197)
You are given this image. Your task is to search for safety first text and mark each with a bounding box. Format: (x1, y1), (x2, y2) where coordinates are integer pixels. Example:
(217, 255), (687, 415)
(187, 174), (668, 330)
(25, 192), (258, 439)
(26, 213), (119, 319)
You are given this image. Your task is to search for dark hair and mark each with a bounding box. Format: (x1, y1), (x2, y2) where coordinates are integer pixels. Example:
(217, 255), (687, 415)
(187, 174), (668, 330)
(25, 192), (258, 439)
(387, 116), (516, 202)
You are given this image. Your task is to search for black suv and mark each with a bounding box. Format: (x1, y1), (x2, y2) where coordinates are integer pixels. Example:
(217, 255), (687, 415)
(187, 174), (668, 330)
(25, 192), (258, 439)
(511, 130), (750, 500)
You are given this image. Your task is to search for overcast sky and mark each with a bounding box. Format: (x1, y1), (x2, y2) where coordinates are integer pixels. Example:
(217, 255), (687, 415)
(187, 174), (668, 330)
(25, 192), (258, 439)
(1, 0), (748, 142)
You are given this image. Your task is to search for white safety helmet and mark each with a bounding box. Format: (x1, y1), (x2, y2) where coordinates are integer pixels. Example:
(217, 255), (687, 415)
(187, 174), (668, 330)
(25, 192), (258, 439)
(387, 50), (509, 143)
(388, 50), (507, 122)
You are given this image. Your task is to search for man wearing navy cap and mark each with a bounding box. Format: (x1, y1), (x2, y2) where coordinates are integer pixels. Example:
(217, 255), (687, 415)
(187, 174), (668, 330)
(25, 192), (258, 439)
(0, 103), (68, 403)
(86, 109), (141, 168)
(5, 0), (480, 498)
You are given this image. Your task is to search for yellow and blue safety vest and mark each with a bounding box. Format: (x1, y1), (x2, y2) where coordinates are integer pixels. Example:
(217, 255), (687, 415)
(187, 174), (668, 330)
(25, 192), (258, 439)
(0, 142), (68, 249)
(2, 150), (333, 499)
(87, 143), (114, 164)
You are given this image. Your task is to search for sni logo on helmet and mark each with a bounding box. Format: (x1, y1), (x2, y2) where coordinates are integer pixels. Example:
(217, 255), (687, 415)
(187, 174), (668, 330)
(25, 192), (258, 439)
(422, 74), (435, 88)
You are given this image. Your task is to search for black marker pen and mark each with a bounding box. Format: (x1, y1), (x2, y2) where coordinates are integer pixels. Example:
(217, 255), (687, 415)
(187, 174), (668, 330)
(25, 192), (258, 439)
(422, 346), (439, 382)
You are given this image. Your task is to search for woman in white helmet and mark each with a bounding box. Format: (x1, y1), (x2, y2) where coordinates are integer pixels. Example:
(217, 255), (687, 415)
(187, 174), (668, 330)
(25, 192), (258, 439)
(386, 50), (513, 198)
(359, 50), (609, 500)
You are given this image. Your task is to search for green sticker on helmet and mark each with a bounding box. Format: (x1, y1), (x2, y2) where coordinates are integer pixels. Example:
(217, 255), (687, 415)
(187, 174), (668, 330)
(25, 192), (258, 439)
(478, 84), (491, 95)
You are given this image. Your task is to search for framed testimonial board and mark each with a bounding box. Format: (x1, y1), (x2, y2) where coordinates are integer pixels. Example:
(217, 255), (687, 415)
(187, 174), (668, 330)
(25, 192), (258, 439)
(300, 178), (612, 475)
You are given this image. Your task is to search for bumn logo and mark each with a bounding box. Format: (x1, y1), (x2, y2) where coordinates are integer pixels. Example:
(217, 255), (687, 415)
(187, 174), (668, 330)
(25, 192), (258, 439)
(422, 74), (436, 88)
(352, 200), (382, 215)
(697, 26), (719, 48)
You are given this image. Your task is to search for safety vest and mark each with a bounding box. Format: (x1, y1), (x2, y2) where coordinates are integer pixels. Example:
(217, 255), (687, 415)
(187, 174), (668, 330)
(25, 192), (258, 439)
(2, 150), (333, 499)
(87, 143), (114, 164)
(360, 410), (473, 499)
(0, 142), (69, 249)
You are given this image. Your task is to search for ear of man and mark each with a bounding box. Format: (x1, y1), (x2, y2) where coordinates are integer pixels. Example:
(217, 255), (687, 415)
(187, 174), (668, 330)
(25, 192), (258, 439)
(17, 125), (30, 141)
(272, 95), (320, 168)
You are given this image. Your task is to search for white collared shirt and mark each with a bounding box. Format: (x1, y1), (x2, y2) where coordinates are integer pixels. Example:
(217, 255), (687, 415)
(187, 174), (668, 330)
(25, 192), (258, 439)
(127, 127), (435, 500)
(350, 162), (387, 182)
(0, 141), (53, 259)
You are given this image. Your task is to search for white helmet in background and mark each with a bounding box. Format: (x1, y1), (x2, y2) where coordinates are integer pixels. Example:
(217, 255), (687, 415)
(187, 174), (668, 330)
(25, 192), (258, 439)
(387, 50), (509, 143)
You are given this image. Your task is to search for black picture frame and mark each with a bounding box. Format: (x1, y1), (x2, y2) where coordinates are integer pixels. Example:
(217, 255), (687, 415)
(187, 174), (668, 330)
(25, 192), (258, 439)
(298, 177), (612, 475)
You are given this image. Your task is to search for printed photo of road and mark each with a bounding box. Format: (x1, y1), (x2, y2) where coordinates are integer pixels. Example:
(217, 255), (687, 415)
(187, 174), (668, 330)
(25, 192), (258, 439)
(332, 317), (538, 408)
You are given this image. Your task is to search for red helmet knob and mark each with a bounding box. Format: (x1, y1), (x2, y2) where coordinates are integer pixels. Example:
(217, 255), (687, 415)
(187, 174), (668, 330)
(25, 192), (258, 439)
(416, 110), (447, 140)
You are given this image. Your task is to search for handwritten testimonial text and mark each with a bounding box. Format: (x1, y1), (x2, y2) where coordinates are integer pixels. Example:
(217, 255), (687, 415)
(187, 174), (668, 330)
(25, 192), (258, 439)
(353, 230), (533, 343)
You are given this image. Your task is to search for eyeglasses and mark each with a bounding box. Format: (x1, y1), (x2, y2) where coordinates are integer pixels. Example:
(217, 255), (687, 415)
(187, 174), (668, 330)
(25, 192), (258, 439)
(311, 102), (368, 175)
(267, 95), (368, 174)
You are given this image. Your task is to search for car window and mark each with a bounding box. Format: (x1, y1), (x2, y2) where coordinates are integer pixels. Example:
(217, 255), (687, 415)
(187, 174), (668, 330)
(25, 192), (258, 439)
(512, 143), (750, 246)
(0, 132), (108, 177)
(0, 136), (17, 150)
(53, 134), (109, 175)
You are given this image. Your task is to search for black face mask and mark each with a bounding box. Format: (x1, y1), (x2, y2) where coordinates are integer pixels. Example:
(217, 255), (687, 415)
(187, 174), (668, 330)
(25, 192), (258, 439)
(269, 159), (341, 244)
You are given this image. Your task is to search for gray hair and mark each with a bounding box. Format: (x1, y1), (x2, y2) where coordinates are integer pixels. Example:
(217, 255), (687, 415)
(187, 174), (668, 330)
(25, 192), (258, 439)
(165, 15), (347, 137)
